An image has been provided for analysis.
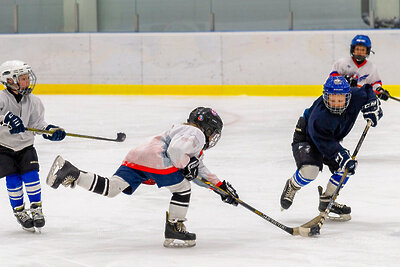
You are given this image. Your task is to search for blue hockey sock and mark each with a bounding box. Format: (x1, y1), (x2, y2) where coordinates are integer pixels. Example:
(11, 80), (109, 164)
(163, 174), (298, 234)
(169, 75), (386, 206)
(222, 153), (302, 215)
(21, 171), (41, 204)
(329, 172), (349, 188)
(6, 174), (24, 209)
(291, 169), (313, 188)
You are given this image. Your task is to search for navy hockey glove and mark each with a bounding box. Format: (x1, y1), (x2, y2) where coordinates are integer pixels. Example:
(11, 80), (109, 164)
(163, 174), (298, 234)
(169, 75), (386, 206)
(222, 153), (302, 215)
(344, 75), (358, 87)
(182, 157), (199, 181)
(361, 99), (383, 127)
(217, 180), (239, 206)
(335, 149), (357, 175)
(375, 87), (389, 101)
(43, 124), (66, 141)
(2, 111), (25, 134)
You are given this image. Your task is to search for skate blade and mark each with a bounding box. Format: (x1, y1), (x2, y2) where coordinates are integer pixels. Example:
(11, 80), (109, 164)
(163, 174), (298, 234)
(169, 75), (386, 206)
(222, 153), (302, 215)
(320, 212), (351, 222)
(163, 239), (196, 248)
(22, 226), (35, 233)
(34, 227), (42, 234)
(46, 155), (65, 188)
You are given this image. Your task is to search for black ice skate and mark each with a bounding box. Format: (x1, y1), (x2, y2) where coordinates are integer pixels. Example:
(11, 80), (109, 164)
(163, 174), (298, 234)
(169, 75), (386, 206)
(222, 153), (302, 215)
(280, 179), (300, 210)
(318, 186), (351, 222)
(30, 202), (45, 231)
(46, 155), (80, 189)
(13, 204), (34, 232)
(164, 212), (196, 248)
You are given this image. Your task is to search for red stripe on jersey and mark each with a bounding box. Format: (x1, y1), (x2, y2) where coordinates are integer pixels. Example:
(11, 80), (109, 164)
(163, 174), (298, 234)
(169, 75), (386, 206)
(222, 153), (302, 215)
(329, 71), (340, 76)
(352, 57), (367, 68)
(122, 161), (179, 174)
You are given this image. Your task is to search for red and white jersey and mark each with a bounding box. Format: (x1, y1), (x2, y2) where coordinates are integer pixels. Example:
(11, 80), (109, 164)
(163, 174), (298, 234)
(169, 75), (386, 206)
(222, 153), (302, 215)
(330, 57), (382, 92)
(123, 124), (221, 185)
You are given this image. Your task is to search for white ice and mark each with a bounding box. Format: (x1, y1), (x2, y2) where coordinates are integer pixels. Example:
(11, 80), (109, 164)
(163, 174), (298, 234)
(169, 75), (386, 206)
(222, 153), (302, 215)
(0, 95), (399, 267)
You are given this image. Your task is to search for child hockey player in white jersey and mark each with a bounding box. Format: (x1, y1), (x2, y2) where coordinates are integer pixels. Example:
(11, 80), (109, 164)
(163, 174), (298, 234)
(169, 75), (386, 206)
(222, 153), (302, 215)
(46, 107), (239, 248)
(330, 34), (391, 101)
(0, 60), (66, 232)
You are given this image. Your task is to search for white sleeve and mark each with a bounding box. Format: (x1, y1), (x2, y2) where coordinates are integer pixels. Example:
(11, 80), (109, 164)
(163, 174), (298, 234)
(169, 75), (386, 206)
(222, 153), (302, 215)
(331, 58), (346, 75)
(369, 65), (383, 91)
(167, 134), (203, 169)
(198, 159), (221, 185)
(27, 96), (48, 130)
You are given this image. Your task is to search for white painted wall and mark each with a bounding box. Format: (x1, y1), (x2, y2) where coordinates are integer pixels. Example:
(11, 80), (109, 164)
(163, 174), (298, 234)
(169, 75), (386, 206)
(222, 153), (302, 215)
(0, 30), (399, 85)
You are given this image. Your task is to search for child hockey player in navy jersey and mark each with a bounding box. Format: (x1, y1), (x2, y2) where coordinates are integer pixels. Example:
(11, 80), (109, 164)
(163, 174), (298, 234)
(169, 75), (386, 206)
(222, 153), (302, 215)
(46, 107), (239, 247)
(0, 60), (66, 232)
(280, 76), (382, 221)
(330, 34), (391, 101)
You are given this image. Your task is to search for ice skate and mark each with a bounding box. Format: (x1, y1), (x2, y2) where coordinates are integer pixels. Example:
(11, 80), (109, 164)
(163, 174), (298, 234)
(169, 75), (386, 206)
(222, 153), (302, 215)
(318, 186), (351, 221)
(30, 202), (45, 232)
(46, 155), (80, 189)
(164, 212), (196, 248)
(280, 179), (300, 210)
(13, 204), (34, 232)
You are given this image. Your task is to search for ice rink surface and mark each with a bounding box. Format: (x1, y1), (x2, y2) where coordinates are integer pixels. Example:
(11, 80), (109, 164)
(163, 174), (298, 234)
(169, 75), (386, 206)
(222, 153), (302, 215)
(0, 95), (399, 267)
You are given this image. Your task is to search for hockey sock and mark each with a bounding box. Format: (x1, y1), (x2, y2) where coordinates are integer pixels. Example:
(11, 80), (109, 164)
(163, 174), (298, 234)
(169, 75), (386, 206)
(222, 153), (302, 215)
(169, 189), (191, 221)
(21, 171), (41, 203)
(325, 172), (349, 196)
(76, 172), (111, 196)
(291, 165), (319, 188)
(6, 174), (24, 209)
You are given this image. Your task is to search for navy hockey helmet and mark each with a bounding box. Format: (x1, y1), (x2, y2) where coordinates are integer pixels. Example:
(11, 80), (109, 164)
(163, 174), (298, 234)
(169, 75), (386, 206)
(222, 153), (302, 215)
(323, 76), (351, 115)
(350, 35), (372, 61)
(187, 107), (223, 149)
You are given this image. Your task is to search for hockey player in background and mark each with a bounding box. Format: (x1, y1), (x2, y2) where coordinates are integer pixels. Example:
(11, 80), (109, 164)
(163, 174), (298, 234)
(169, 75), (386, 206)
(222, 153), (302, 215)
(280, 76), (382, 221)
(46, 107), (239, 248)
(330, 34), (391, 101)
(0, 60), (66, 232)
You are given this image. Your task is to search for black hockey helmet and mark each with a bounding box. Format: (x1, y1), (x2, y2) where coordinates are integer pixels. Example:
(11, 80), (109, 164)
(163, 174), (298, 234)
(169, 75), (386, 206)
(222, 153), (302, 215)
(187, 107), (223, 149)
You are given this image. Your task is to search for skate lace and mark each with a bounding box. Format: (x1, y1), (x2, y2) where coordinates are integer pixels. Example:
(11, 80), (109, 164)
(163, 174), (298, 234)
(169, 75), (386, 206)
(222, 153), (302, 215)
(14, 211), (31, 222)
(30, 207), (44, 218)
(176, 222), (188, 233)
(333, 202), (344, 209)
(62, 176), (76, 186)
(285, 182), (298, 200)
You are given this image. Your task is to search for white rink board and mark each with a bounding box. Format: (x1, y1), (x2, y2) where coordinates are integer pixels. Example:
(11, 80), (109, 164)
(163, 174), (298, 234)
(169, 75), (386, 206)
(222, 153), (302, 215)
(0, 30), (400, 85)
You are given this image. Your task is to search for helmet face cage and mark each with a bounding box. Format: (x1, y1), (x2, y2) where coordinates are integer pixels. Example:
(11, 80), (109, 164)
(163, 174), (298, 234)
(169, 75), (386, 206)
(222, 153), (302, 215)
(187, 107), (223, 150)
(323, 76), (351, 115)
(0, 61), (37, 95)
(350, 35), (371, 61)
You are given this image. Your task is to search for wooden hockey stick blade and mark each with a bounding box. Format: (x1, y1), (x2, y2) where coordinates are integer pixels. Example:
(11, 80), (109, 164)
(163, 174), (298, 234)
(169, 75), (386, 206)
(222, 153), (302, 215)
(197, 177), (317, 237)
(26, 128), (126, 142)
(389, 94), (400, 102)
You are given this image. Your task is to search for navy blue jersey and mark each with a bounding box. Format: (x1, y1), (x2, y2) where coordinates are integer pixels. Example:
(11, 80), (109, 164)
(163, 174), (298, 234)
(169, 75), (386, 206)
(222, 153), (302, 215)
(303, 85), (376, 160)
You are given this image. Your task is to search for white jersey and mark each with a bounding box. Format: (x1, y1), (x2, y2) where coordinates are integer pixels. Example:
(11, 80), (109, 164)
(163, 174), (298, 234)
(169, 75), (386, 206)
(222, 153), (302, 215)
(0, 89), (47, 151)
(330, 57), (382, 91)
(123, 124), (221, 185)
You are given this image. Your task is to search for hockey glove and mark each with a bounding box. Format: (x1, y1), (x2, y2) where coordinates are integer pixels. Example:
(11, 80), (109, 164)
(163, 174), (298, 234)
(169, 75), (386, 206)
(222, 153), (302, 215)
(344, 75), (358, 87)
(335, 149), (357, 175)
(182, 157), (199, 181)
(217, 180), (239, 206)
(43, 124), (66, 141)
(361, 99), (383, 127)
(2, 111), (25, 134)
(375, 87), (389, 101)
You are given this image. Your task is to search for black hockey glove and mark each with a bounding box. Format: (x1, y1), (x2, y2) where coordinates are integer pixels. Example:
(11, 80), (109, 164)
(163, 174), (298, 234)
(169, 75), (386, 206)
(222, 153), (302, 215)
(43, 124), (66, 141)
(335, 149), (357, 175)
(375, 87), (390, 101)
(2, 111), (25, 134)
(361, 99), (383, 127)
(217, 180), (239, 206)
(182, 157), (199, 181)
(344, 75), (358, 87)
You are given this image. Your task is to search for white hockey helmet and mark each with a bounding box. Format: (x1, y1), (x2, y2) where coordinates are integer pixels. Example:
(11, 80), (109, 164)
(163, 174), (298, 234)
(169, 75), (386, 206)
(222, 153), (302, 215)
(0, 60), (37, 95)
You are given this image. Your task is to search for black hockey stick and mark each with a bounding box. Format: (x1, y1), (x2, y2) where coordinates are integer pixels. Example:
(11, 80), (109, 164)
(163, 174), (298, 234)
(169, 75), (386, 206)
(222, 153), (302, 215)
(197, 177), (320, 237)
(26, 127), (126, 142)
(388, 94), (400, 102)
(307, 120), (373, 236)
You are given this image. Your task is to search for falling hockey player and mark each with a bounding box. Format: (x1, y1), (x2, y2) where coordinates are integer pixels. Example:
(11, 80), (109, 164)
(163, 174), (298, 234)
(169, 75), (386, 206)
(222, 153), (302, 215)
(280, 76), (383, 221)
(46, 107), (239, 247)
(0, 60), (66, 232)
(330, 34), (392, 101)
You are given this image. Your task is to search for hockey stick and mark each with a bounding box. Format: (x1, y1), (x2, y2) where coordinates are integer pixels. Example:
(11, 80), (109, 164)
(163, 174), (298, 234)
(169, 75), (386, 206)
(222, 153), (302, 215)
(197, 177), (320, 237)
(307, 120), (373, 236)
(26, 127), (126, 142)
(388, 94), (400, 102)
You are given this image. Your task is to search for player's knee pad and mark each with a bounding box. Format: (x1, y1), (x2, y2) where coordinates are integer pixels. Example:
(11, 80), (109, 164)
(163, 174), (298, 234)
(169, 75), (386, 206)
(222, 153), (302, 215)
(292, 142), (323, 171)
